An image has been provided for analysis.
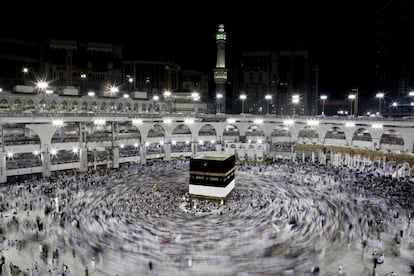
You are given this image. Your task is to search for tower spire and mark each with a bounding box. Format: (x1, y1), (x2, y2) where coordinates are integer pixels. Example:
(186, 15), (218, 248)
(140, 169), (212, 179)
(214, 24), (228, 113)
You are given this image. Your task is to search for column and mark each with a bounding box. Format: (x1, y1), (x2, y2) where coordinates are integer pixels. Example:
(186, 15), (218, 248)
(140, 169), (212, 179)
(302, 152), (305, 163)
(112, 147), (120, 169)
(311, 151), (315, 163)
(112, 122), (119, 169)
(42, 144), (51, 178)
(345, 154), (350, 167)
(0, 151), (6, 183)
(78, 122), (88, 172)
(192, 141), (198, 157)
(164, 142), (171, 161)
(0, 126), (6, 183)
(93, 149), (97, 170)
(318, 151), (324, 164)
(140, 142), (147, 164)
(79, 149), (88, 172)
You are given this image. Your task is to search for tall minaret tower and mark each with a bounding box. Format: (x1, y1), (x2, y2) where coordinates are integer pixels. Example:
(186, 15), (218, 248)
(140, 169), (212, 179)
(214, 24), (228, 113)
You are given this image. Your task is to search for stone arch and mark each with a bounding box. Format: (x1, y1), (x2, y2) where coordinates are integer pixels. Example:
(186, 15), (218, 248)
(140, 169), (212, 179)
(380, 129), (404, 151)
(223, 124), (240, 142)
(352, 128), (372, 142)
(351, 128), (373, 148)
(50, 101), (58, 111)
(81, 101), (88, 111)
(26, 99), (35, 111)
(198, 123), (217, 137)
(3, 123), (40, 145)
(172, 124), (193, 136)
(61, 101), (68, 111)
(325, 126), (346, 140)
(117, 103), (123, 111)
(91, 102), (98, 111)
(100, 102), (106, 111)
(245, 124), (265, 143)
(171, 124), (192, 152)
(13, 99), (22, 111)
(0, 98), (9, 110)
(51, 122), (80, 143)
(109, 102), (116, 112)
(118, 121), (142, 142)
(72, 101), (79, 111)
(270, 126), (292, 152)
(147, 124), (165, 139)
(133, 103), (139, 111)
(39, 99), (47, 110)
(271, 126), (291, 138)
(297, 126), (319, 143)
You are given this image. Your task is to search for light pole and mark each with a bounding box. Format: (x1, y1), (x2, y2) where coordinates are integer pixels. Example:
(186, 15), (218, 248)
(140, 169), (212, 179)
(80, 73), (87, 96)
(36, 80), (48, 111)
(216, 93), (223, 114)
(265, 94), (272, 114)
(409, 91), (414, 116)
(128, 76), (134, 90)
(239, 94), (246, 114)
(22, 67), (29, 85)
(292, 94), (299, 115)
(348, 94), (356, 116)
(320, 95), (327, 116)
(163, 90), (172, 113)
(376, 92), (384, 115)
(191, 92), (200, 113)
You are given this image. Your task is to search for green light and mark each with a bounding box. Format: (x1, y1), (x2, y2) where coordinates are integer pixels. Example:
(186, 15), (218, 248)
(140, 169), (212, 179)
(216, 33), (226, 40)
(214, 70), (227, 79)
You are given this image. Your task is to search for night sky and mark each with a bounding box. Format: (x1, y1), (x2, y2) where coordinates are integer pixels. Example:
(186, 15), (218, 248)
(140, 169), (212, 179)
(4, 2), (371, 98)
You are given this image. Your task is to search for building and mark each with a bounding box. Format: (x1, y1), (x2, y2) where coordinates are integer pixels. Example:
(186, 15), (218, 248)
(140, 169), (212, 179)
(375, 0), (414, 99)
(189, 153), (235, 199)
(0, 37), (42, 90)
(45, 39), (123, 96)
(213, 24), (228, 113)
(234, 50), (318, 115)
(123, 60), (180, 96)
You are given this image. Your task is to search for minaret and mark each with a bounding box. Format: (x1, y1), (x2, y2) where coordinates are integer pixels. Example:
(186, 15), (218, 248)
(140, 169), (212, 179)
(214, 24), (228, 113)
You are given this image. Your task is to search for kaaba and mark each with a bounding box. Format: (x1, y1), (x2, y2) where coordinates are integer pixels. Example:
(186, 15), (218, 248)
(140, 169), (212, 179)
(189, 153), (235, 199)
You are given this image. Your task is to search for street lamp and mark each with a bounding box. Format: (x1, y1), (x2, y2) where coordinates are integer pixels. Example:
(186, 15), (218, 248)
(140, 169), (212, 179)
(320, 95), (327, 116)
(80, 73), (87, 96)
(36, 80), (49, 111)
(409, 91), (414, 116)
(239, 94), (247, 114)
(216, 93), (223, 114)
(22, 67), (29, 84)
(376, 92), (384, 115)
(292, 94), (299, 115)
(348, 94), (356, 116)
(191, 92), (200, 113)
(265, 94), (272, 114)
(163, 90), (172, 113)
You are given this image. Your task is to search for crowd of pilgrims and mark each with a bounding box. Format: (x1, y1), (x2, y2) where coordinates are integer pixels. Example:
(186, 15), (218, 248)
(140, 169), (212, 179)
(0, 157), (413, 275)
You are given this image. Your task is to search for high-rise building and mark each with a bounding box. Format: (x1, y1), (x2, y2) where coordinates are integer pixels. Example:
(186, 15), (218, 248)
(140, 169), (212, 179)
(234, 51), (318, 115)
(44, 40), (123, 96)
(375, 0), (414, 98)
(0, 37), (42, 90)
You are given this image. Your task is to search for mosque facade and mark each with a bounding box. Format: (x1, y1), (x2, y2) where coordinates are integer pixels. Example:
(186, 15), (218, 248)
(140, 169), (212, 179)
(0, 105), (413, 183)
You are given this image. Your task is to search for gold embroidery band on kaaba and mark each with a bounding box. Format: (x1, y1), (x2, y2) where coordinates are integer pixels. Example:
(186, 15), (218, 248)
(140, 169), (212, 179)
(189, 167), (235, 177)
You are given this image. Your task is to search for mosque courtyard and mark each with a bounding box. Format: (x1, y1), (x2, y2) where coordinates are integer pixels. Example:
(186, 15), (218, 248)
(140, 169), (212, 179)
(0, 160), (413, 275)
